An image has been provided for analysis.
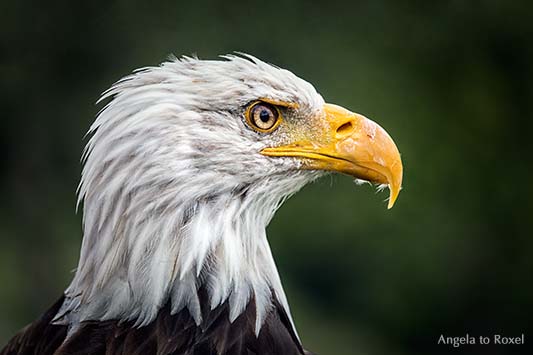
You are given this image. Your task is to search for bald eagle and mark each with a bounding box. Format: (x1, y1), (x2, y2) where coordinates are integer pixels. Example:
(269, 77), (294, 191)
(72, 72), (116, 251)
(1, 55), (402, 355)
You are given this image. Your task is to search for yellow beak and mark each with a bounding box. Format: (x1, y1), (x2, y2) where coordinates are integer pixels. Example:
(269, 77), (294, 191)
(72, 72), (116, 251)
(261, 103), (403, 208)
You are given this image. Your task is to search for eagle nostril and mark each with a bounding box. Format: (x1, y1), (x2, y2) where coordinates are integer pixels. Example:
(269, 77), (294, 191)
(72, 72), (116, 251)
(336, 121), (354, 137)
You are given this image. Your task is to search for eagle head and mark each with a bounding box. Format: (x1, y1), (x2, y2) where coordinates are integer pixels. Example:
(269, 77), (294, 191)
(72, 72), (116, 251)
(55, 55), (402, 339)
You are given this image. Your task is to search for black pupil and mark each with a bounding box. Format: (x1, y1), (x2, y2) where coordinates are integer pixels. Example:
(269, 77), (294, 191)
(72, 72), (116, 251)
(259, 108), (271, 122)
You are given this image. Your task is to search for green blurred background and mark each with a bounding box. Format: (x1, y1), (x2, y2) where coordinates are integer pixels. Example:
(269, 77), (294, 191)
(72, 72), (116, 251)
(1, 1), (532, 354)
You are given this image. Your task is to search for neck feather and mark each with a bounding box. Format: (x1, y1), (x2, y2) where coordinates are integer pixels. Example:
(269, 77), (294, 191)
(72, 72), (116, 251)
(55, 177), (312, 336)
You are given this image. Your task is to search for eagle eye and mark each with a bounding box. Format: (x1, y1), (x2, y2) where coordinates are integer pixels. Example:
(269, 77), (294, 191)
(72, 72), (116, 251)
(245, 102), (281, 132)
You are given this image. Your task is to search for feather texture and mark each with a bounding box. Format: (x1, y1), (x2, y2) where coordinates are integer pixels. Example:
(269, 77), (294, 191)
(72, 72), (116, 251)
(2, 54), (326, 354)
(1, 292), (315, 355)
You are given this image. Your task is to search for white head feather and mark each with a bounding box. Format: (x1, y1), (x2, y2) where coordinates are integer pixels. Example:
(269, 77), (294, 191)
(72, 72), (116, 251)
(54, 55), (325, 336)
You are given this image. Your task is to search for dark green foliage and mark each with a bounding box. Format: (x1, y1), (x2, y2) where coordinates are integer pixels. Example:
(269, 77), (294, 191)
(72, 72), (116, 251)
(1, 1), (531, 354)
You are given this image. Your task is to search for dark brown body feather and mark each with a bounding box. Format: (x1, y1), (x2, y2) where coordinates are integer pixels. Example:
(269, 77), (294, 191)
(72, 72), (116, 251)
(1, 290), (313, 355)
